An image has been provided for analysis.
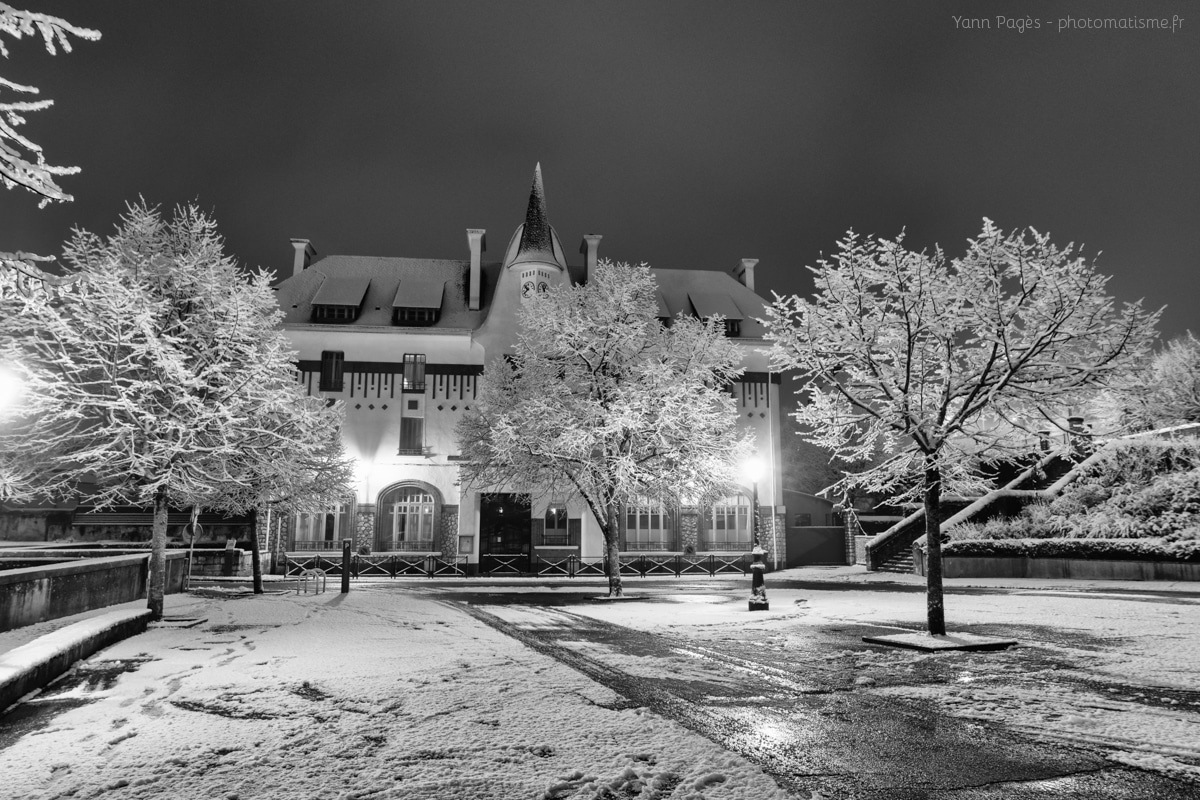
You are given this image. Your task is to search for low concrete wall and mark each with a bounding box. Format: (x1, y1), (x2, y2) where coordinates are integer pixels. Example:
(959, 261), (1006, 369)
(920, 552), (1200, 581)
(0, 552), (188, 631)
(0, 608), (151, 712)
(185, 548), (251, 578)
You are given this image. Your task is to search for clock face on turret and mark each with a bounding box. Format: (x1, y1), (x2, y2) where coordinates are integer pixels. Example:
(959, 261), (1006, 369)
(518, 267), (555, 301)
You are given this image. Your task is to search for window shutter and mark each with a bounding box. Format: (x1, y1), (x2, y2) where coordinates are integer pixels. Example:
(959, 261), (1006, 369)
(567, 518), (581, 547)
(339, 504), (353, 544)
(530, 518), (545, 547)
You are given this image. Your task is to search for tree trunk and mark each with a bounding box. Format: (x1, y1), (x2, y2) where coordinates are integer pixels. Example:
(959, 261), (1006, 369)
(923, 457), (946, 635)
(148, 485), (168, 621)
(604, 503), (623, 597)
(249, 506), (263, 594)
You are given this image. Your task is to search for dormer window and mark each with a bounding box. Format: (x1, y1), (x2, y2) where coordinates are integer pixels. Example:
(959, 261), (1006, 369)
(393, 280), (445, 327)
(311, 277), (370, 324)
(688, 291), (745, 338)
(313, 304), (359, 322)
(393, 306), (440, 326)
(655, 289), (672, 327)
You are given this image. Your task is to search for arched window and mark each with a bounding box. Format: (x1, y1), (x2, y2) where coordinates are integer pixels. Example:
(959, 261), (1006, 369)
(705, 494), (752, 551)
(377, 484), (438, 552)
(625, 499), (675, 551)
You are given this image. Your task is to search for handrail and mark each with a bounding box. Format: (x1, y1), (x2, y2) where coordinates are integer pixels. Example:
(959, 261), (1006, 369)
(863, 450), (1072, 570)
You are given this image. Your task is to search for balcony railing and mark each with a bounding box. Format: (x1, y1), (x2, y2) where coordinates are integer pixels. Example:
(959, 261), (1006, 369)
(381, 540), (437, 552)
(624, 540), (677, 551)
(699, 539), (753, 552)
(292, 540), (345, 551)
(542, 533), (574, 546)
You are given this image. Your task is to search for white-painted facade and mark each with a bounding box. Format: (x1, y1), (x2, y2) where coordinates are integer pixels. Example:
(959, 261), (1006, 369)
(272, 166), (786, 572)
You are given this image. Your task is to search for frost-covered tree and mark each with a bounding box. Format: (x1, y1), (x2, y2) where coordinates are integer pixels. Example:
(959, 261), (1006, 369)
(764, 220), (1160, 634)
(458, 260), (753, 597)
(1095, 332), (1200, 433)
(1, 4), (99, 205)
(199, 410), (354, 594)
(0, 202), (348, 617)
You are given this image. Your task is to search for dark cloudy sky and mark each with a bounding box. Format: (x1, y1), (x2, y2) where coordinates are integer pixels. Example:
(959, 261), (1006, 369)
(4, 1), (1197, 340)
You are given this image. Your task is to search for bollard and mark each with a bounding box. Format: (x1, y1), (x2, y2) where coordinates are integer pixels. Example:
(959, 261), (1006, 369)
(341, 538), (352, 594)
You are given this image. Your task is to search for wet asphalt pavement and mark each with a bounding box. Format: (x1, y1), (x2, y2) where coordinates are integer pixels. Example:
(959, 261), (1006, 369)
(440, 586), (1200, 800)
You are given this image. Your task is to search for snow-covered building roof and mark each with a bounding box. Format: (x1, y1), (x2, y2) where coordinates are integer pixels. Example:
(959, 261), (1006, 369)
(274, 256), (502, 330)
(272, 165), (773, 343)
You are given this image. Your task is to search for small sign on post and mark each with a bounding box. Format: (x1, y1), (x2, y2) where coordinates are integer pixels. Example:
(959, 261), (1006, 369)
(341, 538), (352, 594)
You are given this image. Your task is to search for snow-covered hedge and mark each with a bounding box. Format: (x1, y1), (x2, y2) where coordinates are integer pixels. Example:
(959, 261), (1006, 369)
(951, 438), (1200, 543)
(943, 537), (1200, 562)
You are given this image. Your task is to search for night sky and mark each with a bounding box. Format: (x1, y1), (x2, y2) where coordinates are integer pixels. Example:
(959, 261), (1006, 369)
(3, 1), (1196, 341)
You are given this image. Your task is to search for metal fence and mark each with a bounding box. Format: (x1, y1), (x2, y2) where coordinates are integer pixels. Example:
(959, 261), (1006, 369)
(284, 553), (467, 579)
(526, 553), (754, 578)
(282, 552), (756, 579)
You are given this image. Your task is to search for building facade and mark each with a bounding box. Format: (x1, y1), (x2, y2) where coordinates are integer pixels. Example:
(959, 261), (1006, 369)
(271, 166), (786, 573)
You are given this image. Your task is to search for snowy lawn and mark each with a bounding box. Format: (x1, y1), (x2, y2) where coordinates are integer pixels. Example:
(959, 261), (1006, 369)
(0, 587), (792, 800)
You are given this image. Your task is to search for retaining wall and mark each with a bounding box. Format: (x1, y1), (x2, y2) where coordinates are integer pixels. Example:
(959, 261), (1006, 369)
(0, 552), (188, 631)
(914, 550), (1200, 581)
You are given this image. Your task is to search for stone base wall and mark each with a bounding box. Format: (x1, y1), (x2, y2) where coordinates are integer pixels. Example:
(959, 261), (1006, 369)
(679, 508), (699, 554)
(268, 512), (292, 569)
(439, 505), (459, 560)
(355, 506), (376, 553)
(188, 549), (251, 578)
(254, 514), (268, 554)
(854, 535), (871, 566)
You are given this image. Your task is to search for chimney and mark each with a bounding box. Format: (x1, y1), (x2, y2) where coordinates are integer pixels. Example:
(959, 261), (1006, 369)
(580, 234), (602, 282)
(467, 229), (486, 311)
(732, 258), (758, 292)
(291, 238), (316, 278)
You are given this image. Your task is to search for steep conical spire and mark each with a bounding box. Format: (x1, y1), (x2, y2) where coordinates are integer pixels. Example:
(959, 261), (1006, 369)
(517, 163), (552, 254)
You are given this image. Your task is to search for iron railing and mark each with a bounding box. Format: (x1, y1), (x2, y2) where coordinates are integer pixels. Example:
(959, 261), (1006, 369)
(291, 540), (345, 551)
(282, 553), (759, 579)
(623, 540), (678, 552)
(285, 553), (466, 579)
(380, 541), (438, 552)
(699, 540), (753, 552)
(531, 554), (755, 578)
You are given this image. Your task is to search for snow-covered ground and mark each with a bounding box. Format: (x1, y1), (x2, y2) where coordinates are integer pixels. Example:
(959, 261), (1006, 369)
(2, 571), (1198, 797)
(477, 576), (1200, 786)
(0, 587), (792, 800)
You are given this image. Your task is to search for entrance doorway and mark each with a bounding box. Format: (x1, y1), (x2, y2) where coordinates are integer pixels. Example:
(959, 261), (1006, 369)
(479, 493), (531, 574)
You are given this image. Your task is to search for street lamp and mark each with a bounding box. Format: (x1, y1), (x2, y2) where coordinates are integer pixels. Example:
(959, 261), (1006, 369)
(744, 457), (769, 611)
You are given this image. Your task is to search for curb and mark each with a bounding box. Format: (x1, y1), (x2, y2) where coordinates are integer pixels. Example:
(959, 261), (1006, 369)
(0, 608), (152, 713)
